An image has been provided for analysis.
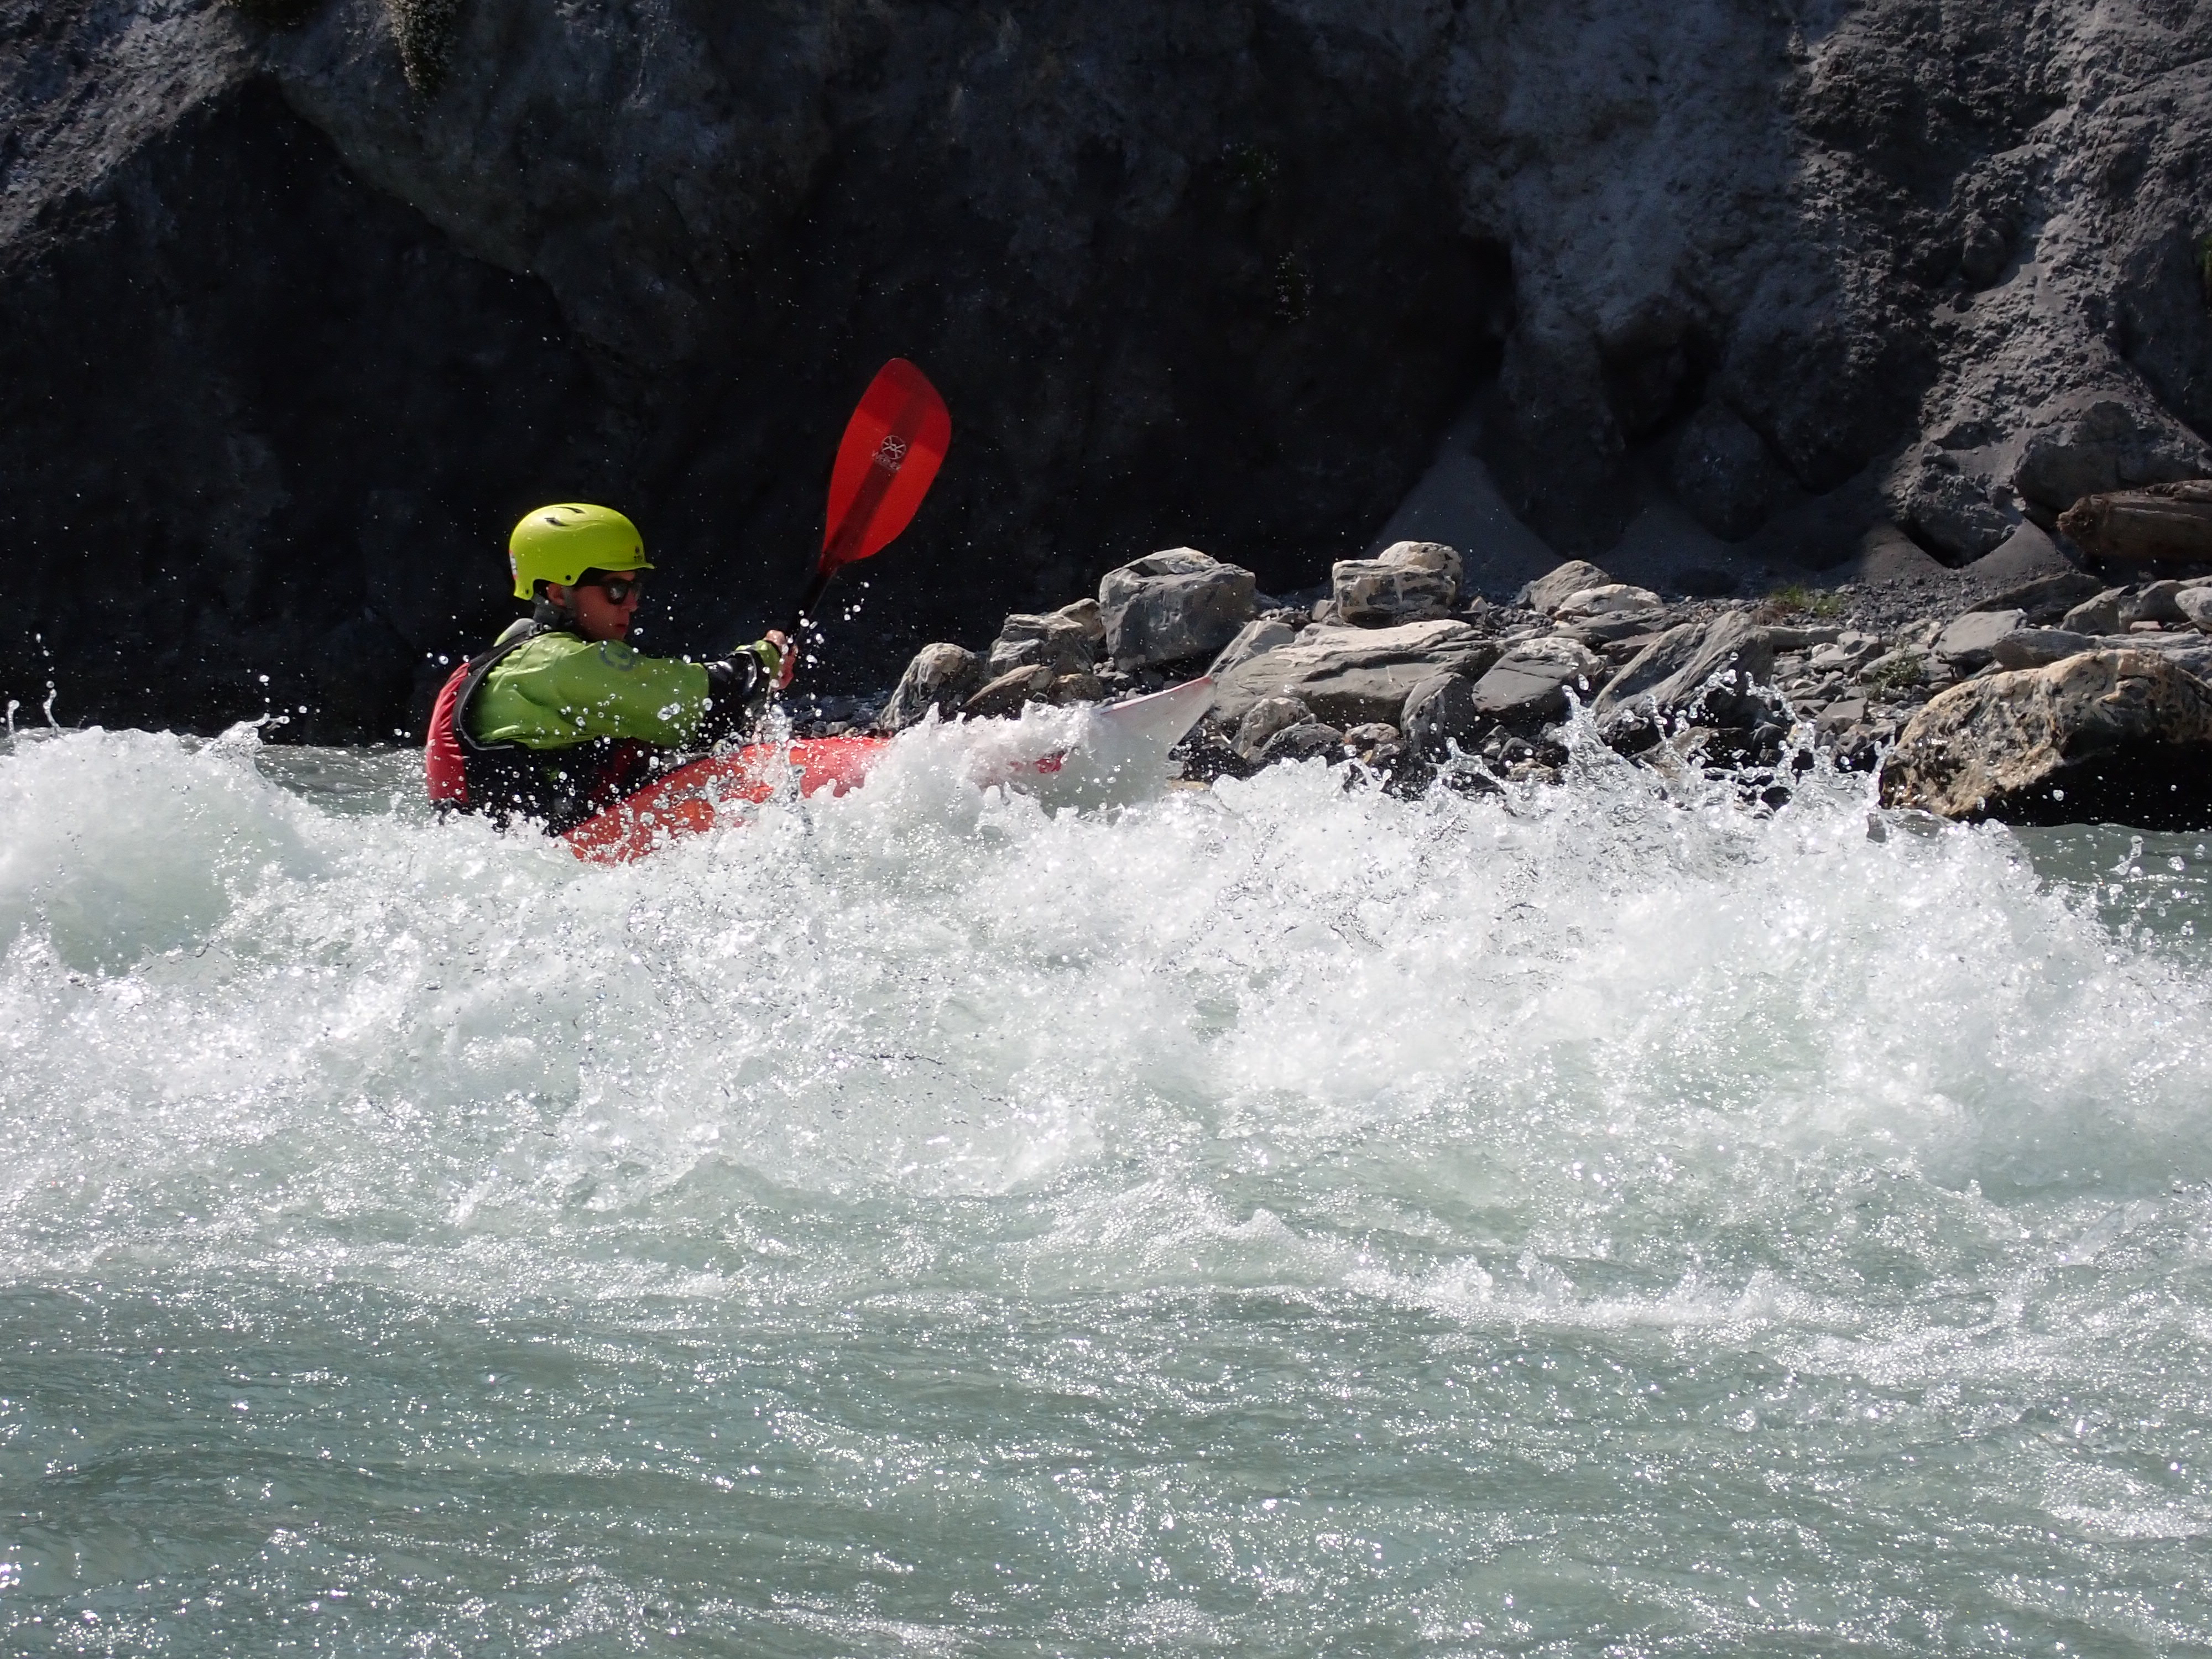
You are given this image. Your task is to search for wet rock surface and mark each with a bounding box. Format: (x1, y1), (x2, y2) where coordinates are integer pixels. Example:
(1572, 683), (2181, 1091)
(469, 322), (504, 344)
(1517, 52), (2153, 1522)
(1468, 639), (1604, 722)
(877, 642), (984, 732)
(1207, 618), (1499, 728)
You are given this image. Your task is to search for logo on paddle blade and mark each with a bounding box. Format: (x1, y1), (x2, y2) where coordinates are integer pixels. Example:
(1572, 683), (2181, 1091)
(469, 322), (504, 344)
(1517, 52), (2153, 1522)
(872, 434), (908, 473)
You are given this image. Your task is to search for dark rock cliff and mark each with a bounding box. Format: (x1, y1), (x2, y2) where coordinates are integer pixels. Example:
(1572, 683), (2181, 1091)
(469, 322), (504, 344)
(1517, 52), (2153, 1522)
(2, 0), (2207, 739)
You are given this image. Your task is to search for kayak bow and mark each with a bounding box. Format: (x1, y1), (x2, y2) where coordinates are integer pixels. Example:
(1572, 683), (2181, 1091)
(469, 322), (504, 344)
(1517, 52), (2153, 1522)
(565, 676), (1213, 863)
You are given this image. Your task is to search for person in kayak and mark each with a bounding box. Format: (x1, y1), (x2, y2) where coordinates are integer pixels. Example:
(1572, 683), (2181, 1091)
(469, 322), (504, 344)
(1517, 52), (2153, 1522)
(424, 502), (795, 831)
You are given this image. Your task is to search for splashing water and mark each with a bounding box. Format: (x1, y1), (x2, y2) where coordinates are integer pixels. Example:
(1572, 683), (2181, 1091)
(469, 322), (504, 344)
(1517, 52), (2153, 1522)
(3, 717), (2210, 1655)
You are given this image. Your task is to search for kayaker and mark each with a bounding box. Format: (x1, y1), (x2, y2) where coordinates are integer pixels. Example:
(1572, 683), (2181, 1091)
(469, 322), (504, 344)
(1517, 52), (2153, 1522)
(424, 503), (795, 830)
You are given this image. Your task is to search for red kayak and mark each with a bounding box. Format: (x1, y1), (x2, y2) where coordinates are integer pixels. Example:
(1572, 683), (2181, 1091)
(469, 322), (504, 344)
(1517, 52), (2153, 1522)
(564, 676), (1214, 863)
(565, 734), (889, 863)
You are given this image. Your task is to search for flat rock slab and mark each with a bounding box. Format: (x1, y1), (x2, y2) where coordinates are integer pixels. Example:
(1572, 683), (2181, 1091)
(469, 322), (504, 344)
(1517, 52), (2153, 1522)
(1992, 628), (2212, 679)
(1469, 638), (1605, 720)
(1935, 607), (2026, 668)
(1880, 649), (2212, 828)
(1208, 618), (1500, 728)
(1207, 617), (1298, 679)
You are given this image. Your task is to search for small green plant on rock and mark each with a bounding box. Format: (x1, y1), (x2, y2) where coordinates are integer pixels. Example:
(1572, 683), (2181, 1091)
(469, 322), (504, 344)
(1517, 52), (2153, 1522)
(1864, 650), (1926, 698)
(387, 0), (465, 95)
(1756, 583), (1846, 622)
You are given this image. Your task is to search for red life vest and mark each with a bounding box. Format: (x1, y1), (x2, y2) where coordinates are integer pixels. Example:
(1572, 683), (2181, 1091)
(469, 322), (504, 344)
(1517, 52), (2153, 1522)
(422, 627), (660, 831)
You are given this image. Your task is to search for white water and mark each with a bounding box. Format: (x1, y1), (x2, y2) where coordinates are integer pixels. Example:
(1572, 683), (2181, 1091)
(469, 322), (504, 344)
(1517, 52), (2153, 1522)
(4, 716), (2211, 1655)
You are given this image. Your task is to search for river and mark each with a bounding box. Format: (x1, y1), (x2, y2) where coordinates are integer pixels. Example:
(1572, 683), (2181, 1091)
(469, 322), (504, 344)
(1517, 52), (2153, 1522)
(3, 715), (2209, 1655)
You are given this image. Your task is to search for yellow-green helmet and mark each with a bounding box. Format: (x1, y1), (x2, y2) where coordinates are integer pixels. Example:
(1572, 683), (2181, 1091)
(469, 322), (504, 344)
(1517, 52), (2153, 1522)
(507, 503), (653, 600)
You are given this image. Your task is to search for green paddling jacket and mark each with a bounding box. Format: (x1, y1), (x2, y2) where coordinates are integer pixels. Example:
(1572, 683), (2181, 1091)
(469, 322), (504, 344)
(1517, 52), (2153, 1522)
(425, 619), (779, 831)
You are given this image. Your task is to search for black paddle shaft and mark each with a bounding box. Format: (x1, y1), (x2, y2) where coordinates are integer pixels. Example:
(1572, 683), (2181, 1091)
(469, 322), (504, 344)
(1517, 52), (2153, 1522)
(786, 567), (835, 646)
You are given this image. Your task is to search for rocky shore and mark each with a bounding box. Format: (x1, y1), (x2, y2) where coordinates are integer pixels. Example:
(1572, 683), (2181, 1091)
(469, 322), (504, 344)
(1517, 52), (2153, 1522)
(863, 484), (2212, 830)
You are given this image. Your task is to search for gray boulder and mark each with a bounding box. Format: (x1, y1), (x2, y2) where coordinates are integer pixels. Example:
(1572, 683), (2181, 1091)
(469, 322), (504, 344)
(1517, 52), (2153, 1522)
(1254, 721), (1346, 765)
(2017, 400), (2212, 514)
(1593, 612), (1780, 728)
(1521, 560), (1615, 615)
(1990, 628), (2098, 671)
(879, 643), (985, 731)
(1552, 582), (1663, 623)
(1207, 617), (1298, 679)
(1470, 638), (1606, 721)
(1401, 671), (1486, 755)
(1892, 445), (2022, 562)
(1209, 619), (1500, 728)
(963, 664), (1056, 718)
(1881, 650), (2212, 828)
(1977, 570), (2103, 624)
(1099, 549), (1257, 670)
(2177, 587), (2212, 632)
(1551, 584), (1671, 641)
(1561, 612), (1674, 646)
(1234, 695), (1316, 760)
(2060, 588), (2128, 634)
(1331, 540), (1462, 625)
(988, 599), (1104, 677)
(1592, 621), (1702, 721)
(1934, 608), (2026, 670)
(2062, 582), (2198, 635)
(1807, 632), (1885, 675)
(2126, 581), (2188, 627)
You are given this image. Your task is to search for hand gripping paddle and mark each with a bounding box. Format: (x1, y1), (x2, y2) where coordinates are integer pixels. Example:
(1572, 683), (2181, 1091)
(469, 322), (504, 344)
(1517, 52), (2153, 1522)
(790, 358), (951, 641)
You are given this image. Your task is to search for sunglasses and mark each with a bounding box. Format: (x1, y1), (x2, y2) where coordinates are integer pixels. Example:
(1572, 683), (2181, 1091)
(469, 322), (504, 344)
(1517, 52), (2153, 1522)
(575, 574), (643, 604)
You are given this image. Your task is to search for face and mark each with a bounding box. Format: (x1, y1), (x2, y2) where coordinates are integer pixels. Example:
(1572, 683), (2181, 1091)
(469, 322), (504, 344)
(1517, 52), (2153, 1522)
(549, 572), (643, 643)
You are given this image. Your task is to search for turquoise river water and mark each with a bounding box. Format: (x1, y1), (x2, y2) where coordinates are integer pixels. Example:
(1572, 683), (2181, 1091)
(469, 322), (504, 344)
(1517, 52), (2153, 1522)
(3, 711), (2211, 1656)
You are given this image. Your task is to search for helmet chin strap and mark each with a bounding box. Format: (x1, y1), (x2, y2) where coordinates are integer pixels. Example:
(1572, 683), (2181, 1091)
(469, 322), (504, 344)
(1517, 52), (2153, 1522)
(532, 591), (578, 632)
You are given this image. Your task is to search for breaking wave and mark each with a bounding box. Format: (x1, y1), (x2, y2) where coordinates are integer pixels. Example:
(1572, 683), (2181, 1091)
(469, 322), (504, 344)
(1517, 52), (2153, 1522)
(4, 717), (2209, 1654)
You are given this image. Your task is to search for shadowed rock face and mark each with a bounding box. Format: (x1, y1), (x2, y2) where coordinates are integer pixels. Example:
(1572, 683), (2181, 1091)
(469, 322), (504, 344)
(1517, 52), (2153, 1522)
(1, 0), (1510, 736)
(2, 0), (2208, 738)
(0, 81), (609, 737)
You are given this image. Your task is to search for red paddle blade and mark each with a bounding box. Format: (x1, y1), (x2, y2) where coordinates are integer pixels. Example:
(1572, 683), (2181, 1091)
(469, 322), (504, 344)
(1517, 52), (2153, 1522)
(821, 359), (950, 574)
